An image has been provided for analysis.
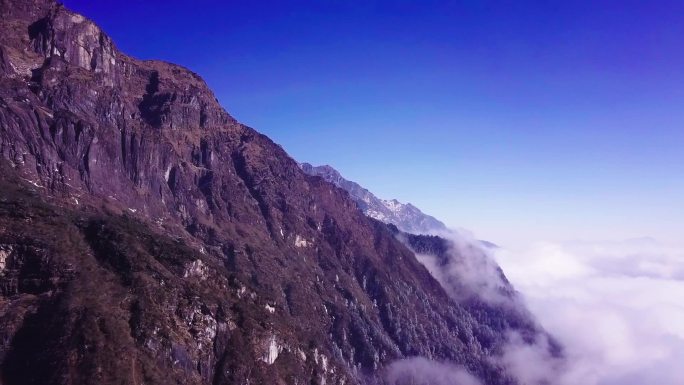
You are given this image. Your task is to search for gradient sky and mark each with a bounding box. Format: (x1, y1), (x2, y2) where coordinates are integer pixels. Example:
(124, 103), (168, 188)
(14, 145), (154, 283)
(62, 0), (684, 247)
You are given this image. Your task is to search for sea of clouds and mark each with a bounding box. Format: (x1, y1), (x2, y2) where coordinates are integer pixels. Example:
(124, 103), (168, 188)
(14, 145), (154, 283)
(386, 229), (684, 385)
(494, 237), (684, 385)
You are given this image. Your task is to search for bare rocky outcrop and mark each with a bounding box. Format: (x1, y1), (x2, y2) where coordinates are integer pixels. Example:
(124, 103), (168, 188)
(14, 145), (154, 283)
(300, 163), (448, 234)
(0, 1), (558, 384)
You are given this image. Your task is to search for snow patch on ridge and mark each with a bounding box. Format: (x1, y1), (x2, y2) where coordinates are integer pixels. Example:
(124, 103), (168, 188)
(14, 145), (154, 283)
(299, 163), (447, 234)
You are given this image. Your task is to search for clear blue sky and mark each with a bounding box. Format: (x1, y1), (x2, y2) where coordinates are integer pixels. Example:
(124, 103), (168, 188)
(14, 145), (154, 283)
(63, 0), (684, 247)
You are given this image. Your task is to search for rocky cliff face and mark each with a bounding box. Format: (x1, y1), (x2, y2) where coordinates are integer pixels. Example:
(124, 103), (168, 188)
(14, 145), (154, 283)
(300, 163), (447, 235)
(0, 1), (556, 384)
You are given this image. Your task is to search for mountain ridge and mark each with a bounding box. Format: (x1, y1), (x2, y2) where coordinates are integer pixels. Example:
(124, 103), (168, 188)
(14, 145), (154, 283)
(300, 162), (448, 235)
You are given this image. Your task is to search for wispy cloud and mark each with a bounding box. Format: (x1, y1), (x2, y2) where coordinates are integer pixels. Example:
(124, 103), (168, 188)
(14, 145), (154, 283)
(384, 357), (483, 385)
(396, 229), (564, 384)
(409, 228), (513, 304)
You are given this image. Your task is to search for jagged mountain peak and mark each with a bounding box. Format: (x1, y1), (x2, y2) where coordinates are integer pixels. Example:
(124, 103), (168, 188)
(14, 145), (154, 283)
(300, 162), (447, 235)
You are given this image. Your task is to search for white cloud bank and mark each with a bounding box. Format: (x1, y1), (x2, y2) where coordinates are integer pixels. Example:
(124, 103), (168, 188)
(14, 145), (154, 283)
(384, 357), (483, 385)
(494, 238), (684, 385)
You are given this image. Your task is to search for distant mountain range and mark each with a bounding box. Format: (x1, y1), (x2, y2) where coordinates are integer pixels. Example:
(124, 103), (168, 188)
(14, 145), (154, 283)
(300, 163), (447, 234)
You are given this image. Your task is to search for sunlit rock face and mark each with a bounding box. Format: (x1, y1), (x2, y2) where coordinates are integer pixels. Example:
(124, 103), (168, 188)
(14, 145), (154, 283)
(300, 163), (447, 234)
(0, 1), (557, 384)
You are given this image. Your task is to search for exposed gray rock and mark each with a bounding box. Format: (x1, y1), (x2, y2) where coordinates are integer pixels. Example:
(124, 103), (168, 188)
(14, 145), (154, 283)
(300, 163), (447, 234)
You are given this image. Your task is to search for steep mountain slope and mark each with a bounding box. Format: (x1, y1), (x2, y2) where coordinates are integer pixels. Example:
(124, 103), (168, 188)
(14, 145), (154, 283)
(300, 163), (447, 234)
(398, 229), (555, 345)
(0, 1), (555, 384)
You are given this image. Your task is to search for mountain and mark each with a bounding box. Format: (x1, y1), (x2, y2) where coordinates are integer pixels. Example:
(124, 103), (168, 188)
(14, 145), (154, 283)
(0, 1), (557, 384)
(300, 163), (447, 234)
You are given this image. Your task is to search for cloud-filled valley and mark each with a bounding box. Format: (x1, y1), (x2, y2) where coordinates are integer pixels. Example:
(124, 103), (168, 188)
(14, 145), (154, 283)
(397, 228), (684, 385)
(494, 238), (684, 384)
